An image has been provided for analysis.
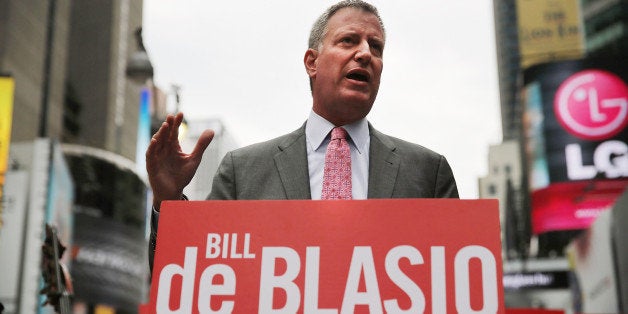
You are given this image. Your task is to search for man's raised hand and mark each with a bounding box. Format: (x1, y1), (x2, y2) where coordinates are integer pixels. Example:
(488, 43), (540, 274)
(146, 112), (214, 210)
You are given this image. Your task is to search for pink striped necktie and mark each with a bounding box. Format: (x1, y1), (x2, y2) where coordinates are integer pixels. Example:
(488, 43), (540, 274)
(321, 127), (352, 200)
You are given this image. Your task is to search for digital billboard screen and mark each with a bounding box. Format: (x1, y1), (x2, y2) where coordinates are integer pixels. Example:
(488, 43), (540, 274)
(522, 57), (628, 235)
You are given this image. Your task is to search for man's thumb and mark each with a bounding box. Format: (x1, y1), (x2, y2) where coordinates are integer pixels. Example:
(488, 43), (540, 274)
(191, 129), (215, 160)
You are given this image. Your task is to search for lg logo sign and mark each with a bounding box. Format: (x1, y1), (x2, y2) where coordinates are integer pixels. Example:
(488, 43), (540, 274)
(555, 70), (628, 140)
(554, 70), (628, 180)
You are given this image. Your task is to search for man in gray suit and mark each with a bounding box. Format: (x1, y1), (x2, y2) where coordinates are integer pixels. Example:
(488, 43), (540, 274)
(147, 0), (458, 267)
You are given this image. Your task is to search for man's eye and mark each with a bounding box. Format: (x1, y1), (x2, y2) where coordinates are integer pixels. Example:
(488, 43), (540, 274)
(341, 37), (353, 44)
(370, 42), (384, 55)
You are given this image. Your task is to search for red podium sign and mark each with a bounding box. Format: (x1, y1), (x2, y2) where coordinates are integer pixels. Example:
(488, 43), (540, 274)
(142, 199), (504, 313)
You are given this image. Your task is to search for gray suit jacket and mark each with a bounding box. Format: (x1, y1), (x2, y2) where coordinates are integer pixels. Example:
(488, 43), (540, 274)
(149, 123), (457, 270)
(208, 123), (458, 199)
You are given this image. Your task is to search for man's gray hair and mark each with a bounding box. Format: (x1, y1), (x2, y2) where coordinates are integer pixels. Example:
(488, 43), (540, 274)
(308, 0), (386, 50)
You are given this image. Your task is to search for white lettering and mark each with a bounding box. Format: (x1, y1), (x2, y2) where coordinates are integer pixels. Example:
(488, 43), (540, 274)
(454, 246), (498, 314)
(383, 245), (425, 314)
(341, 247), (383, 314)
(243, 233), (256, 258)
(230, 234), (242, 258)
(259, 247), (301, 313)
(566, 144), (597, 179)
(198, 264), (236, 314)
(594, 140), (628, 178)
(206, 233), (256, 259)
(431, 246), (447, 314)
(206, 234), (221, 259)
(304, 247), (338, 313)
(503, 273), (553, 289)
(157, 247), (197, 314)
(221, 233), (229, 259)
(566, 141), (628, 180)
(575, 208), (607, 218)
(155, 244), (501, 313)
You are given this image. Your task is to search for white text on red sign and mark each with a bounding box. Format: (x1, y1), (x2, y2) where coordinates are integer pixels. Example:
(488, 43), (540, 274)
(156, 233), (499, 314)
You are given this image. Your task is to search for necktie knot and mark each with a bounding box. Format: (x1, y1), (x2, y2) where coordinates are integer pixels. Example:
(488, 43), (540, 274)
(330, 127), (348, 141)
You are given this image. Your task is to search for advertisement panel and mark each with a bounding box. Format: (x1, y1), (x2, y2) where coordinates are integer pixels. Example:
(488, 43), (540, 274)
(503, 271), (569, 291)
(0, 75), (15, 225)
(522, 58), (628, 235)
(40, 141), (75, 314)
(142, 199), (504, 313)
(63, 147), (149, 312)
(71, 212), (149, 311)
(516, 0), (584, 68)
(0, 170), (29, 313)
(45, 141), (75, 264)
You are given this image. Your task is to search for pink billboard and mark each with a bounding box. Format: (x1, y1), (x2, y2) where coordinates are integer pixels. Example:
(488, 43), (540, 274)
(523, 59), (628, 235)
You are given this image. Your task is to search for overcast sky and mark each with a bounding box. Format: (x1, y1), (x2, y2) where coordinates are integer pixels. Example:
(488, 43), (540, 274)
(142, 0), (503, 199)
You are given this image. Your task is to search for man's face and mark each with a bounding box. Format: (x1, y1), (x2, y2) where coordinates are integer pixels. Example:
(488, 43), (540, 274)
(305, 7), (384, 126)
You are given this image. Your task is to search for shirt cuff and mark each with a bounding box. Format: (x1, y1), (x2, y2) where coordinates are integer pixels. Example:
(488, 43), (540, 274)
(151, 194), (189, 232)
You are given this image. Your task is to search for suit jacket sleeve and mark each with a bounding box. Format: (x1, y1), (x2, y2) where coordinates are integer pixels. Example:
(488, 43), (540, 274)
(368, 126), (459, 199)
(435, 155), (459, 198)
(148, 209), (158, 272)
(208, 151), (237, 200)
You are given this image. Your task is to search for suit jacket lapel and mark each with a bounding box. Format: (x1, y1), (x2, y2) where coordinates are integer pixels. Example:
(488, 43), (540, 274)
(272, 123), (400, 199)
(274, 124), (311, 199)
(367, 126), (400, 198)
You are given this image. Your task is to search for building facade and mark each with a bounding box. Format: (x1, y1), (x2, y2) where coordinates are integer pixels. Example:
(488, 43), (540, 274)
(0, 0), (154, 312)
(65, 0), (145, 161)
(0, 0), (72, 141)
(0, 0), (147, 161)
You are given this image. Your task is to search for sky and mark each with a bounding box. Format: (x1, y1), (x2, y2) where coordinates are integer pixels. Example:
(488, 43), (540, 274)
(142, 0), (503, 199)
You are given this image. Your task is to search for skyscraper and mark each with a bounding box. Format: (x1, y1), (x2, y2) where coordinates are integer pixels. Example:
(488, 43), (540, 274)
(493, 0), (522, 141)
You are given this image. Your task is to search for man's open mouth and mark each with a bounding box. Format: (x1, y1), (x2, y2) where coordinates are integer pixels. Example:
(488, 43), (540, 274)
(346, 71), (370, 82)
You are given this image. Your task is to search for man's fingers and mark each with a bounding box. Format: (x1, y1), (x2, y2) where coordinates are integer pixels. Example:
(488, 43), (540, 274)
(191, 129), (215, 161)
(147, 121), (169, 154)
(146, 114), (177, 164)
(146, 136), (161, 173)
(169, 112), (184, 141)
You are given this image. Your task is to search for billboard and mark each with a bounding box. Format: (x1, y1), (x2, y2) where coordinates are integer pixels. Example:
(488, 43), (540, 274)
(516, 0), (585, 68)
(522, 58), (628, 235)
(0, 75), (15, 226)
(0, 170), (29, 313)
(45, 141), (75, 263)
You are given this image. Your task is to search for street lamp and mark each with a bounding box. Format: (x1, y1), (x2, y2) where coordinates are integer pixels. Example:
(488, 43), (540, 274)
(126, 27), (154, 83)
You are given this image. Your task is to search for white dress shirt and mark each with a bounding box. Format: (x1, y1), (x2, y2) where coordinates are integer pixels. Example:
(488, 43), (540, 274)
(305, 110), (370, 200)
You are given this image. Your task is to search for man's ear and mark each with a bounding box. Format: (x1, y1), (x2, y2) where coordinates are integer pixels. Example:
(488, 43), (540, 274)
(304, 48), (318, 78)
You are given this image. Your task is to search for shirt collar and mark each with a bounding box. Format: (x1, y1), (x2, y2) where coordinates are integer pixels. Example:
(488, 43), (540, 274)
(305, 110), (369, 154)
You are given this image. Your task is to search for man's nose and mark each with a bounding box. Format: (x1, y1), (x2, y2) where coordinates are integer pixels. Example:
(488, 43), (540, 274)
(354, 41), (372, 64)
